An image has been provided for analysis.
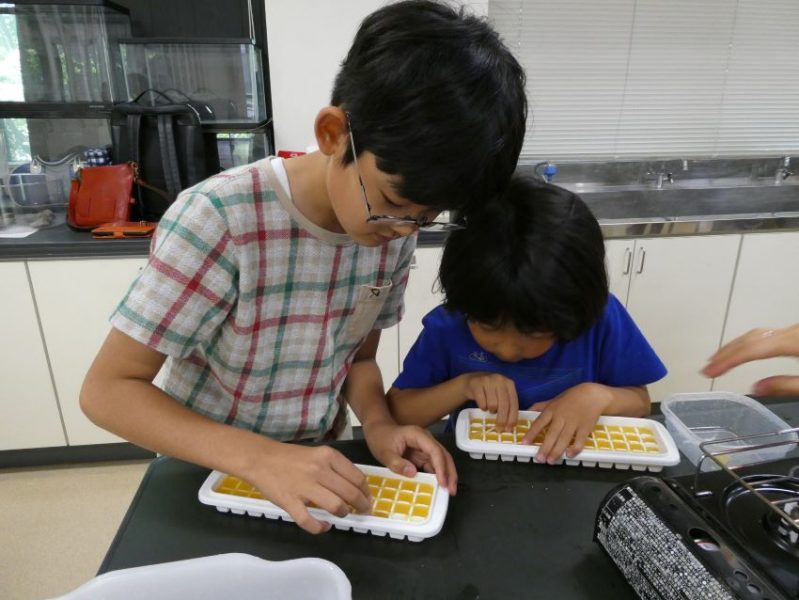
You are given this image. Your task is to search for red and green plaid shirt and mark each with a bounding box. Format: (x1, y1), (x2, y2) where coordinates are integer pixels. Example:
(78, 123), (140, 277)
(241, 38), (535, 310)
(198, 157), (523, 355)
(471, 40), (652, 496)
(111, 158), (415, 441)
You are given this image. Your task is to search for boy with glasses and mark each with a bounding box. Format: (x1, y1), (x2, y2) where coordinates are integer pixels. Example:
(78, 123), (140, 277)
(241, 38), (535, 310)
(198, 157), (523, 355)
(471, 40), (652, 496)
(388, 176), (666, 465)
(81, 0), (526, 534)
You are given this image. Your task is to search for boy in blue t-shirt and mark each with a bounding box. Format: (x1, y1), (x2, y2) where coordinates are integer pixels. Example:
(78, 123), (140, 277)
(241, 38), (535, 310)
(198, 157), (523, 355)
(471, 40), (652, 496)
(387, 176), (666, 464)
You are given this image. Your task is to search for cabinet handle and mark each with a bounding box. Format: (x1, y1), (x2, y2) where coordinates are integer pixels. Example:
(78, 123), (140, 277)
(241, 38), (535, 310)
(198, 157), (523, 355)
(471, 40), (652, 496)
(622, 248), (632, 275)
(636, 247), (646, 274)
(410, 254), (418, 270)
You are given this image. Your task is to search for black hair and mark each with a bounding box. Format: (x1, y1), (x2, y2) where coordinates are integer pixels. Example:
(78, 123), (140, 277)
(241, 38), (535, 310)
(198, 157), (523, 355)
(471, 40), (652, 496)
(331, 0), (527, 212)
(439, 176), (609, 341)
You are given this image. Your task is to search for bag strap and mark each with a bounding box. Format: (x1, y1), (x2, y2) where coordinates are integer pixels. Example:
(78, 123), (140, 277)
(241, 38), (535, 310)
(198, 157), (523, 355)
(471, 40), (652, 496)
(128, 113), (142, 166)
(157, 114), (182, 198)
(161, 88), (194, 103)
(131, 88), (176, 105)
(136, 177), (174, 204)
(32, 152), (82, 168)
(129, 162), (173, 205)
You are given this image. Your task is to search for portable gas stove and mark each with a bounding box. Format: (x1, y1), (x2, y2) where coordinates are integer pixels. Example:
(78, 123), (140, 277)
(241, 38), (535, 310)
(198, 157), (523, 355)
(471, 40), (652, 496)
(595, 429), (799, 600)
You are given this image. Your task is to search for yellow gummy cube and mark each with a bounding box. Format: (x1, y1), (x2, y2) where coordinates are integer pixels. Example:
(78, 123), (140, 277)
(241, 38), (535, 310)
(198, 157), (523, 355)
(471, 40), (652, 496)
(418, 483), (434, 495)
(398, 490), (414, 503)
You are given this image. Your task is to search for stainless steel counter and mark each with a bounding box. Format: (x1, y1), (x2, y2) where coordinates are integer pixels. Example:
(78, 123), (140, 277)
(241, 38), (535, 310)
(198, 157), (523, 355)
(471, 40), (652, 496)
(516, 159), (799, 239)
(578, 183), (799, 238)
(597, 211), (799, 239)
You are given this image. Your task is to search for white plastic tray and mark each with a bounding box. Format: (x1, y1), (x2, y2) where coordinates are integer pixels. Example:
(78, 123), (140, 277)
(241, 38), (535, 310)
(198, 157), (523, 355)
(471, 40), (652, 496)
(51, 553), (351, 600)
(198, 464), (449, 542)
(455, 408), (680, 472)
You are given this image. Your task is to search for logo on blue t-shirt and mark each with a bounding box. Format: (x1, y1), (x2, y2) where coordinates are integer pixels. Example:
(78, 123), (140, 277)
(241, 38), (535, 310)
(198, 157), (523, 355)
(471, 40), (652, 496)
(469, 351), (488, 363)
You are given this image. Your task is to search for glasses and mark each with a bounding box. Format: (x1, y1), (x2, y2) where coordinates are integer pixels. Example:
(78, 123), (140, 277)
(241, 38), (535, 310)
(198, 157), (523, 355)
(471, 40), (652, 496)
(347, 125), (465, 232)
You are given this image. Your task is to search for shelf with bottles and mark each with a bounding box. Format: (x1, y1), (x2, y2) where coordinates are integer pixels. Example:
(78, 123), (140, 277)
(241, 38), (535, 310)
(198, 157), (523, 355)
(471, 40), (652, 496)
(118, 38), (269, 126)
(0, 1), (131, 109)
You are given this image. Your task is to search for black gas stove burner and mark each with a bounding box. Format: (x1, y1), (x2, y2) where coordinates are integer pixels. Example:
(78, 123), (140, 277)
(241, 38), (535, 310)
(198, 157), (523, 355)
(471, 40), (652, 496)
(722, 474), (799, 557)
(595, 458), (799, 600)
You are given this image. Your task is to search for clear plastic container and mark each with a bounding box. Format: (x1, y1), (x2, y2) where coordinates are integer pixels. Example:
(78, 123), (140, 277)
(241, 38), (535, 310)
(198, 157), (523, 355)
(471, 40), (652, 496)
(119, 39), (268, 124)
(52, 553), (352, 600)
(0, 2), (131, 103)
(661, 392), (798, 470)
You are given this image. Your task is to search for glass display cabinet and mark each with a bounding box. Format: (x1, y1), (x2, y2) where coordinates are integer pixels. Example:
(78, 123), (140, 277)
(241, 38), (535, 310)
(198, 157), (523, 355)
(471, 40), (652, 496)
(119, 38), (268, 125)
(0, 1), (130, 234)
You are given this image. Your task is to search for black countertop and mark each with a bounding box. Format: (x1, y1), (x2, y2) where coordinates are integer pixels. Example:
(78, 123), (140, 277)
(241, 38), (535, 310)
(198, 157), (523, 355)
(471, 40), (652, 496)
(0, 224), (151, 260)
(0, 224), (446, 260)
(98, 399), (798, 599)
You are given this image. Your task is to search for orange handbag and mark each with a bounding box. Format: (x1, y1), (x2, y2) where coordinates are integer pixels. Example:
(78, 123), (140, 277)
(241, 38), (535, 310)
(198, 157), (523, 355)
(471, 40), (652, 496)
(67, 163), (136, 230)
(67, 162), (171, 230)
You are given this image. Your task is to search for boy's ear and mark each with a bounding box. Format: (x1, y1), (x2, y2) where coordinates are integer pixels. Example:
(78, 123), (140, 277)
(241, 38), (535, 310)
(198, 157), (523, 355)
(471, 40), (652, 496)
(314, 107), (349, 156)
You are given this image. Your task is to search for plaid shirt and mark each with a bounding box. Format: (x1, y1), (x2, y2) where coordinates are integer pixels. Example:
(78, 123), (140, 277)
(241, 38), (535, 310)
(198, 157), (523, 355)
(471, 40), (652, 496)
(111, 158), (415, 441)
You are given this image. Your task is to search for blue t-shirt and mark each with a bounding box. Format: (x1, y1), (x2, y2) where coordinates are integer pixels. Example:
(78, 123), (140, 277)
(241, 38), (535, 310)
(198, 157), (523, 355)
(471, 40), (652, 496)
(392, 295), (667, 430)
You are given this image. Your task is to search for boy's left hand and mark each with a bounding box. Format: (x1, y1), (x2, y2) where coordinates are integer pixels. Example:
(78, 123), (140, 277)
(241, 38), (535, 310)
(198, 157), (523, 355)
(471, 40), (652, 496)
(520, 383), (611, 464)
(362, 420), (458, 495)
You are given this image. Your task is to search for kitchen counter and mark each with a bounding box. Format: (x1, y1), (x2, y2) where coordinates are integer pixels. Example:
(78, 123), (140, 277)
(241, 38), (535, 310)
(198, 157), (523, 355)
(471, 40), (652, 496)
(3, 205), (799, 261)
(0, 224), (449, 260)
(0, 223), (151, 260)
(98, 398), (798, 599)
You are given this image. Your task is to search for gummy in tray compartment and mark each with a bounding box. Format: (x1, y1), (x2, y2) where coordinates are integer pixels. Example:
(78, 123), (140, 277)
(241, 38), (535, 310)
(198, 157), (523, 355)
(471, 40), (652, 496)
(467, 416), (665, 454)
(214, 474), (436, 522)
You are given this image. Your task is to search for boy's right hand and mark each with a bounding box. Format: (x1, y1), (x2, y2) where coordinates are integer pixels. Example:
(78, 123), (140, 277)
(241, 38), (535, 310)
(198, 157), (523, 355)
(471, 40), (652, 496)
(249, 443), (372, 535)
(461, 372), (519, 432)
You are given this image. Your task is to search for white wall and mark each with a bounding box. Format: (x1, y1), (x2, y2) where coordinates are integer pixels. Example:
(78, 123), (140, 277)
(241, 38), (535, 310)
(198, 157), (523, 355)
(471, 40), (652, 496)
(264, 1), (488, 152)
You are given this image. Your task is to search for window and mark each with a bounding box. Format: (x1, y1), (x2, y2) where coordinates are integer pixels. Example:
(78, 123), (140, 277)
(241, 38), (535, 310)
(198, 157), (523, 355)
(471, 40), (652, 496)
(490, 0), (799, 159)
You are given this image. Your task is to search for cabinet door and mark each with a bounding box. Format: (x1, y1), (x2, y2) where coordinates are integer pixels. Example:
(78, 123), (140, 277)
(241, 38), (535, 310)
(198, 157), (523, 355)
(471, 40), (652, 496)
(348, 247), (438, 427)
(398, 247), (445, 365)
(28, 258), (148, 445)
(625, 235), (741, 402)
(375, 325), (399, 393)
(713, 232), (799, 394)
(604, 239), (634, 305)
(0, 262), (66, 450)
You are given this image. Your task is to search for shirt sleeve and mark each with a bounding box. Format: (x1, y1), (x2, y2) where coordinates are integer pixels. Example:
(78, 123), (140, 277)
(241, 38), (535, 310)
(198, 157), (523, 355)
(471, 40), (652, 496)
(596, 295), (668, 387)
(391, 308), (451, 389)
(373, 233), (418, 330)
(110, 189), (239, 359)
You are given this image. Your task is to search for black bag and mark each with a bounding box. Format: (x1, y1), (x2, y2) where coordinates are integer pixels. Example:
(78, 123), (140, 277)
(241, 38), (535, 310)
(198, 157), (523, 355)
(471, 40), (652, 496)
(111, 89), (220, 221)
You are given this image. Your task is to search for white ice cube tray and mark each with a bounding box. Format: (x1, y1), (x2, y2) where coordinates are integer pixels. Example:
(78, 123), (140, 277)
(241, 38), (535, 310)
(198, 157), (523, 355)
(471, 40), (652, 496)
(455, 408), (680, 472)
(198, 464), (449, 542)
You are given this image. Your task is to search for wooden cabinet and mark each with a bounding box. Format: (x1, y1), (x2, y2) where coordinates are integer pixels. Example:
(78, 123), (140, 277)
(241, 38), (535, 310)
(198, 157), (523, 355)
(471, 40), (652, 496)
(605, 239), (634, 304)
(712, 231), (799, 394)
(28, 258), (148, 445)
(398, 247), (446, 363)
(606, 236), (741, 402)
(0, 262), (66, 450)
(350, 247), (443, 427)
(376, 324), (399, 391)
(5, 229), (781, 451)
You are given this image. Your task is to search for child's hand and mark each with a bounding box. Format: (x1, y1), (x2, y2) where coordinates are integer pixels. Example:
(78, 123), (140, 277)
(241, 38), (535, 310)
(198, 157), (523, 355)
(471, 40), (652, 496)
(250, 443), (373, 535)
(521, 383), (611, 464)
(362, 420), (458, 495)
(461, 372), (519, 432)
